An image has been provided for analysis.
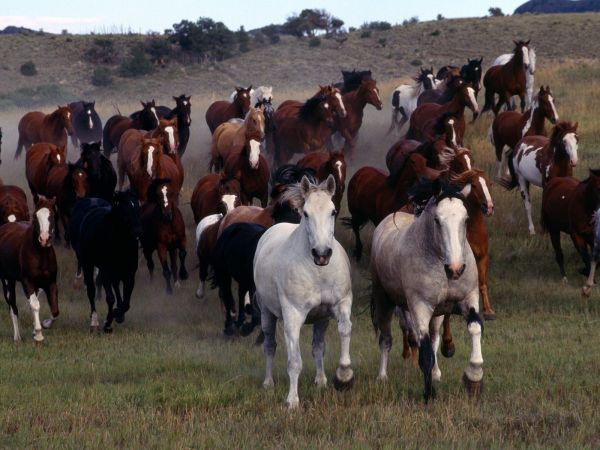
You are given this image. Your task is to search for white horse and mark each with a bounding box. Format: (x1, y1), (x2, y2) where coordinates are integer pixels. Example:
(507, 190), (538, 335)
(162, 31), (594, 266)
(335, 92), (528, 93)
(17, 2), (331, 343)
(370, 181), (484, 401)
(230, 86), (273, 107)
(583, 209), (600, 297)
(388, 68), (437, 136)
(253, 175), (354, 409)
(492, 47), (537, 109)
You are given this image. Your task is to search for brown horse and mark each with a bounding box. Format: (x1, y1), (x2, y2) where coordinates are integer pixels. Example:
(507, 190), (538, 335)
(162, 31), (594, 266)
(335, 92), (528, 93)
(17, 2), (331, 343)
(345, 153), (440, 259)
(333, 79), (383, 156)
(205, 86), (252, 134)
(407, 83), (479, 145)
(296, 150), (346, 213)
(223, 142), (270, 207)
(542, 170), (600, 282)
(279, 85), (347, 119)
(16, 106), (73, 159)
(25, 143), (66, 203)
(417, 75), (465, 106)
(210, 107), (265, 172)
(0, 197), (59, 342)
(0, 185), (29, 225)
(141, 179), (188, 294)
(483, 40), (530, 115)
(491, 85), (559, 178)
(102, 100), (160, 156)
(191, 174), (242, 223)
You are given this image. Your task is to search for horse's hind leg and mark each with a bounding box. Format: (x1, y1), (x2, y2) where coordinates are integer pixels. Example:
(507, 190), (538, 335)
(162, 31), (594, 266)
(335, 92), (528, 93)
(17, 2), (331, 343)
(373, 280), (395, 380)
(430, 316), (444, 382)
(571, 233), (591, 276)
(549, 229), (566, 281)
(312, 319), (330, 387)
(518, 179), (535, 235)
(331, 295), (354, 392)
(350, 215), (365, 260)
(477, 252), (495, 320)
(143, 247), (155, 279)
(169, 248), (180, 289)
(83, 265), (99, 332)
(3, 279), (21, 341)
(157, 246), (172, 294)
(219, 275), (237, 336)
(281, 306), (308, 408)
(261, 307), (278, 389)
(440, 315), (455, 358)
(178, 247), (188, 281)
(100, 273), (116, 333)
(519, 93), (526, 113)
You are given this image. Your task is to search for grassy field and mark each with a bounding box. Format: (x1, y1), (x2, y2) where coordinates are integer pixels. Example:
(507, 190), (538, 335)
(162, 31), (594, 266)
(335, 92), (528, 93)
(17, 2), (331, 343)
(1, 18), (600, 447)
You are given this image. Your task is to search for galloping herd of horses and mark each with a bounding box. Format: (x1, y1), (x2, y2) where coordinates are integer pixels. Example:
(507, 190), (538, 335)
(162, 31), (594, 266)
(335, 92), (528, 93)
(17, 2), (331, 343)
(0, 38), (595, 408)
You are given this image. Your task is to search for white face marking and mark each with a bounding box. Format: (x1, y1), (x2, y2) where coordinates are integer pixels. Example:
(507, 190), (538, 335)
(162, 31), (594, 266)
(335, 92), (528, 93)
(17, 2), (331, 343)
(522, 100), (537, 136)
(563, 133), (578, 166)
(67, 112), (71, 119)
(165, 126), (176, 153)
(151, 107), (159, 124)
(334, 160), (343, 183)
(464, 154), (472, 170)
(248, 139), (261, 169)
(479, 176), (493, 212)
(88, 114), (93, 129)
(372, 88), (381, 103)
(36, 208), (51, 245)
(548, 95), (559, 122)
(436, 197), (468, 270)
(7, 214), (16, 222)
(528, 48), (536, 74)
(303, 191), (336, 262)
(56, 154), (61, 163)
(466, 87), (479, 112)
(161, 185), (169, 207)
(522, 46), (530, 67)
(146, 146), (155, 176)
(221, 194), (237, 213)
(323, 103), (329, 109)
(182, 100), (187, 106)
(335, 92), (346, 117)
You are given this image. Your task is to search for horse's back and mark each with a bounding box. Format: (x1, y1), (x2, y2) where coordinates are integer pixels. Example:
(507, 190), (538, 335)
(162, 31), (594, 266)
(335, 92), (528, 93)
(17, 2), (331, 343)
(69, 198), (111, 253)
(218, 206), (264, 237)
(196, 213), (222, 245)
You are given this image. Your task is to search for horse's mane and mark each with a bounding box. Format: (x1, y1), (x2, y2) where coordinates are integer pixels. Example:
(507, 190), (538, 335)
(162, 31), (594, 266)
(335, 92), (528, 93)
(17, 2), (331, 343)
(279, 177), (329, 211)
(299, 96), (327, 121)
(550, 121), (577, 147)
(432, 112), (458, 136)
(270, 164), (317, 199)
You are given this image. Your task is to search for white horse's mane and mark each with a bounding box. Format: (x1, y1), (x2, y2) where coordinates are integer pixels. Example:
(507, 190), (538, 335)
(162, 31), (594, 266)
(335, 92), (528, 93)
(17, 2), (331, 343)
(280, 177), (335, 212)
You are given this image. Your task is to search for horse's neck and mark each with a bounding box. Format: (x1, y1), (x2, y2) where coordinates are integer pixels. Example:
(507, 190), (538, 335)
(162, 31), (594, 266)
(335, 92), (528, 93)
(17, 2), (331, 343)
(465, 195), (483, 225)
(44, 112), (63, 134)
(231, 101), (244, 117)
(445, 96), (465, 116)
(509, 50), (524, 72)
(529, 104), (547, 135)
(410, 209), (442, 260)
(344, 90), (365, 114)
(288, 220), (311, 255)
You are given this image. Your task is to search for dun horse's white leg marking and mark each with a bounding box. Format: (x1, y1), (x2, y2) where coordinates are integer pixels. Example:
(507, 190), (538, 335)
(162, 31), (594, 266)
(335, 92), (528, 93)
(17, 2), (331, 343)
(464, 295), (484, 383)
(7, 214), (16, 222)
(29, 293), (43, 342)
(9, 307), (21, 342)
(431, 316), (444, 382)
(165, 126), (176, 153)
(146, 146), (155, 176)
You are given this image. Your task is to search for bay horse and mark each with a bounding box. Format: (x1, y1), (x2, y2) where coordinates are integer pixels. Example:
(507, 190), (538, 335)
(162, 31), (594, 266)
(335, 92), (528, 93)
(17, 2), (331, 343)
(205, 86), (252, 134)
(25, 143), (66, 203)
(76, 142), (117, 202)
(0, 185), (29, 225)
(102, 100), (160, 156)
(388, 68), (436, 135)
(229, 86), (273, 107)
(0, 197), (60, 342)
(223, 141), (270, 207)
(490, 85), (558, 178)
(345, 153), (440, 260)
(483, 40), (530, 115)
(297, 151), (346, 213)
(190, 173), (242, 223)
(68, 101), (102, 148)
(417, 75), (465, 107)
(501, 121), (579, 234)
(69, 191), (141, 332)
(370, 179), (484, 401)
(254, 175), (355, 408)
(278, 85), (346, 120)
(492, 46), (536, 109)
(407, 82), (479, 146)
(333, 69), (373, 93)
(15, 106), (74, 159)
(542, 169), (600, 283)
(272, 96), (336, 166)
(209, 107), (265, 172)
(333, 79), (383, 156)
(140, 179), (188, 295)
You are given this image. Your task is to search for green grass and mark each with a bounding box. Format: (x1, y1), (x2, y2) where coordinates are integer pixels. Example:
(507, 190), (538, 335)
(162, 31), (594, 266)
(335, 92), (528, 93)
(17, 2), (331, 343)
(1, 39), (600, 448)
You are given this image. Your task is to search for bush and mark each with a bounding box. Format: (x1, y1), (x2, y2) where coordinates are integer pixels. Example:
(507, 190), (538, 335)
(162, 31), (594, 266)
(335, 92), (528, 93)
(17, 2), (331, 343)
(430, 29), (441, 36)
(84, 38), (116, 64)
(489, 7), (505, 16)
(360, 30), (371, 38)
(348, 26), (357, 33)
(309, 37), (321, 47)
(145, 36), (171, 64)
(437, 14), (445, 20)
(378, 38), (387, 47)
(362, 21), (391, 31)
(403, 16), (420, 26)
(118, 44), (154, 77)
(269, 34), (280, 44)
(410, 59), (423, 66)
(20, 61), (37, 76)
(91, 66), (113, 86)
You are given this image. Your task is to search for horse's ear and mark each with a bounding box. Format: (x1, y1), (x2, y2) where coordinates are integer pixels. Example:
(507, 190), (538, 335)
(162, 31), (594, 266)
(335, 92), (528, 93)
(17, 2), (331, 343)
(525, 40), (530, 45)
(513, 40), (518, 46)
(91, 100), (95, 107)
(460, 183), (472, 197)
(248, 85), (252, 91)
(140, 100), (146, 107)
(173, 96), (178, 101)
(479, 57), (483, 63)
(325, 174), (336, 198)
(300, 176), (311, 197)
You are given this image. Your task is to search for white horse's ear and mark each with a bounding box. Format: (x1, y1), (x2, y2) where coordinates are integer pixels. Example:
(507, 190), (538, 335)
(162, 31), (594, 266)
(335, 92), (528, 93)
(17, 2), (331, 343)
(325, 174), (336, 197)
(460, 184), (472, 197)
(300, 176), (311, 197)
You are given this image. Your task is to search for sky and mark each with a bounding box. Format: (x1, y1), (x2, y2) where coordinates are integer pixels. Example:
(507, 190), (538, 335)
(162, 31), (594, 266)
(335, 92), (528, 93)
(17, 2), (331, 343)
(1, 1), (525, 34)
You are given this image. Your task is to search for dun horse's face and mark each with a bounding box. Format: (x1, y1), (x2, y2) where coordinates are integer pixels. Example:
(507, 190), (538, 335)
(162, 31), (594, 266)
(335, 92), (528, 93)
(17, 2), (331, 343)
(34, 198), (56, 248)
(434, 188), (470, 280)
(301, 175), (337, 266)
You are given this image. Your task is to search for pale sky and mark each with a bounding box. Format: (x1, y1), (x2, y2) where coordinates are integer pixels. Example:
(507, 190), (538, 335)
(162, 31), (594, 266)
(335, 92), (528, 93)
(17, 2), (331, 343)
(1, 1), (525, 34)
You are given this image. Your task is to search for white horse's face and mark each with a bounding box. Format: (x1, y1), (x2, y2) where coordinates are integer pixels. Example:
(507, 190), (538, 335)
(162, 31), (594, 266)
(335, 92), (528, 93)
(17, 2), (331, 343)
(261, 86), (273, 102)
(301, 176), (337, 266)
(563, 132), (578, 167)
(434, 188), (470, 280)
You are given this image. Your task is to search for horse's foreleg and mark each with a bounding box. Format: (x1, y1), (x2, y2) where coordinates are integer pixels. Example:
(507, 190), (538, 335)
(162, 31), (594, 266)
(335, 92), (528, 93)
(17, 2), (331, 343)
(350, 214), (365, 260)
(22, 281), (43, 343)
(386, 110), (398, 136)
(101, 272), (116, 332)
(331, 295), (354, 392)
(440, 314), (455, 358)
(411, 302), (435, 401)
(373, 280), (395, 379)
(519, 93), (526, 113)
(461, 291), (484, 397)
(83, 266), (99, 332)
(430, 316), (444, 382)
(178, 247), (188, 281)
(157, 246), (172, 295)
(477, 252), (495, 320)
(571, 233), (591, 276)
(169, 248), (180, 289)
(519, 179), (535, 235)
(143, 247), (155, 279)
(4, 279), (20, 341)
(549, 230), (566, 281)
(311, 319), (330, 387)
(282, 306), (308, 408)
(121, 275), (135, 320)
(219, 276), (236, 336)
(261, 307), (278, 389)
(41, 283), (59, 329)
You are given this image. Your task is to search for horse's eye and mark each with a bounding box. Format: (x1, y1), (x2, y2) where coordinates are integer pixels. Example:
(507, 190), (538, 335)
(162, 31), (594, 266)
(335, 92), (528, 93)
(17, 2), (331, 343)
(303, 212), (308, 219)
(434, 218), (440, 225)
(332, 210), (337, 217)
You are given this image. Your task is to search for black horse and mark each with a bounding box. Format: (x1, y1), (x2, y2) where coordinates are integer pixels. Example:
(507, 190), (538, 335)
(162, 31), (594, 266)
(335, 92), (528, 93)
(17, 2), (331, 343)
(68, 101), (103, 148)
(77, 142), (117, 201)
(69, 191), (141, 333)
(460, 58), (484, 97)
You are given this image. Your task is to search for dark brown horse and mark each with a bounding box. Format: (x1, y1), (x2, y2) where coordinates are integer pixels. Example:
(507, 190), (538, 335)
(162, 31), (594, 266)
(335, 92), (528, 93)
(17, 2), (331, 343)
(0, 197), (59, 342)
(25, 143), (66, 203)
(15, 106), (74, 158)
(205, 86), (252, 134)
(0, 185), (29, 225)
(191, 174), (242, 223)
(102, 100), (160, 156)
(483, 40), (530, 115)
(491, 85), (559, 178)
(140, 179), (188, 294)
(278, 85), (347, 119)
(417, 75), (465, 106)
(223, 142), (270, 207)
(296, 150), (346, 213)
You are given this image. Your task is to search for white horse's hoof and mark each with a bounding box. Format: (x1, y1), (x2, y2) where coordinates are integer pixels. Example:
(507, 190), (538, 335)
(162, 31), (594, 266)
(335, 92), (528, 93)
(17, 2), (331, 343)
(314, 375), (327, 387)
(32, 330), (44, 343)
(195, 288), (204, 299)
(377, 374), (388, 383)
(529, 229), (536, 236)
(582, 285), (592, 297)
(286, 399), (299, 410)
(42, 318), (54, 329)
(263, 379), (274, 389)
(432, 368), (442, 382)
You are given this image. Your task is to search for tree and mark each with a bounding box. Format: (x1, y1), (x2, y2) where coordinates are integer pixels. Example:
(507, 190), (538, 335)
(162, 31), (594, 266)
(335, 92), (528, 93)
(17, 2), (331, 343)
(169, 17), (236, 62)
(283, 9), (344, 37)
(488, 7), (505, 17)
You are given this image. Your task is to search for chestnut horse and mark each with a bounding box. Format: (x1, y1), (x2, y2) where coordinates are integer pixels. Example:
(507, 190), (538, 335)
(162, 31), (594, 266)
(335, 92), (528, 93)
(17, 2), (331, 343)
(223, 142), (270, 207)
(501, 121), (579, 234)
(417, 75), (465, 107)
(190, 173), (242, 223)
(205, 86), (252, 134)
(102, 100), (160, 156)
(345, 153), (440, 259)
(483, 40), (530, 115)
(16, 106), (74, 159)
(25, 143), (66, 203)
(140, 179), (188, 294)
(0, 197), (60, 342)
(407, 83), (479, 145)
(0, 185), (29, 225)
(297, 151), (346, 213)
(210, 107), (265, 171)
(490, 85), (559, 178)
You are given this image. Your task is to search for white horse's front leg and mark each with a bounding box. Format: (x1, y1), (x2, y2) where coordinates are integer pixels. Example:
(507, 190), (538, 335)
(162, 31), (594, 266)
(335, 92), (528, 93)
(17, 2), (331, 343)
(411, 302), (435, 401)
(312, 319), (329, 387)
(430, 316), (444, 382)
(261, 308), (278, 389)
(282, 306), (306, 409)
(461, 290), (484, 396)
(331, 295), (354, 391)
(518, 178), (535, 235)
(582, 260), (597, 297)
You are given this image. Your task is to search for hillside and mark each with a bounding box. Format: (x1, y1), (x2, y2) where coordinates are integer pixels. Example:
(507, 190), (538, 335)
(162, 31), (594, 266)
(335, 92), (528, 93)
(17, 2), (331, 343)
(515, 0), (600, 14)
(1, 12), (600, 108)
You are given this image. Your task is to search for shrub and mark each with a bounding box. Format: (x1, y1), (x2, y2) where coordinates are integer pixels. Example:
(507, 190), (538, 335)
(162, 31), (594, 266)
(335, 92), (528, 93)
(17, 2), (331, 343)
(360, 30), (371, 38)
(91, 66), (113, 86)
(362, 21), (391, 31)
(430, 29), (441, 36)
(269, 34), (280, 44)
(348, 26), (357, 33)
(403, 16), (420, 26)
(410, 59), (423, 66)
(84, 38), (116, 64)
(378, 38), (387, 47)
(437, 14), (445, 20)
(145, 36), (171, 64)
(20, 61), (37, 76)
(489, 7), (505, 16)
(119, 44), (154, 77)
(309, 37), (321, 47)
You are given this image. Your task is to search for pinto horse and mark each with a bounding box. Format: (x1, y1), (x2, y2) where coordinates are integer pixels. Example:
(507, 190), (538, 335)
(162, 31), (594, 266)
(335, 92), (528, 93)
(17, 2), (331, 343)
(483, 40), (530, 115)
(0, 185), (29, 225)
(388, 68), (436, 135)
(223, 141), (270, 207)
(190, 173), (242, 223)
(140, 179), (188, 294)
(501, 121), (579, 234)
(205, 86), (252, 134)
(491, 85), (559, 178)
(68, 101), (102, 148)
(25, 143), (66, 203)
(102, 100), (160, 156)
(16, 106), (73, 159)
(407, 83), (479, 145)
(297, 151), (346, 213)
(0, 197), (60, 342)
(76, 142), (117, 202)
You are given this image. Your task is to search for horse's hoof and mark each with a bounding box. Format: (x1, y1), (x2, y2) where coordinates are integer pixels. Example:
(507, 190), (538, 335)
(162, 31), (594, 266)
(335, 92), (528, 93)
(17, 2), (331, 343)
(483, 311), (496, 321)
(33, 331), (44, 344)
(89, 325), (100, 333)
(423, 386), (437, 403)
(263, 378), (274, 389)
(377, 374), (388, 383)
(463, 373), (483, 398)
(333, 365), (355, 392)
(103, 325), (113, 334)
(578, 267), (589, 276)
(582, 285), (592, 297)
(314, 375), (327, 387)
(254, 331), (265, 346)
(42, 318), (54, 329)
(114, 313), (125, 324)
(174, 281), (181, 289)
(195, 289), (204, 299)
(223, 324), (238, 338)
(286, 400), (300, 410)
(179, 269), (189, 281)
(166, 286), (173, 295)
(562, 277), (569, 285)
(441, 341), (455, 358)
(240, 322), (256, 337)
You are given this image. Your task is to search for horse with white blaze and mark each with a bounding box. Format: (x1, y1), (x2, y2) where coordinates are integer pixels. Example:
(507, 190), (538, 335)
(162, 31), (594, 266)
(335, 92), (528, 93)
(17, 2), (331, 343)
(253, 175), (354, 409)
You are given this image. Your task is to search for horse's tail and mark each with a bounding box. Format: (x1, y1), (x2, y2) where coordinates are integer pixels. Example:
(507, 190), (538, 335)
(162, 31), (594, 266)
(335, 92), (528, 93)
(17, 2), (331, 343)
(14, 136), (24, 159)
(497, 150), (519, 190)
(487, 124), (495, 146)
(112, 103), (121, 116)
(482, 88), (494, 113)
(540, 208), (548, 234)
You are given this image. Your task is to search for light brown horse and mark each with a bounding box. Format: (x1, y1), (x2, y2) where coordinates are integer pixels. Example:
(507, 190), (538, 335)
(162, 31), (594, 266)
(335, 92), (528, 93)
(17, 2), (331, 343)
(210, 107), (265, 172)
(25, 143), (66, 203)
(0, 185), (30, 225)
(205, 86), (252, 134)
(297, 150), (346, 213)
(16, 106), (74, 158)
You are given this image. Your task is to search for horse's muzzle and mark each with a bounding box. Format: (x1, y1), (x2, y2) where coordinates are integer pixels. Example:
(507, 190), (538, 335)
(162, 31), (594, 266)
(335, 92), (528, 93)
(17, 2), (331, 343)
(482, 202), (494, 216)
(312, 248), (333, 266)
(444, 263), (466, 280)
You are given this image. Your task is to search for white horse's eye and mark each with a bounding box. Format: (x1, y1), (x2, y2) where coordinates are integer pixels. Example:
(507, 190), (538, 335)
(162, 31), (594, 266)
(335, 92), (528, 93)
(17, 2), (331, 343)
(331, 210), (337, 217)
(303, 211), (308, 218)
